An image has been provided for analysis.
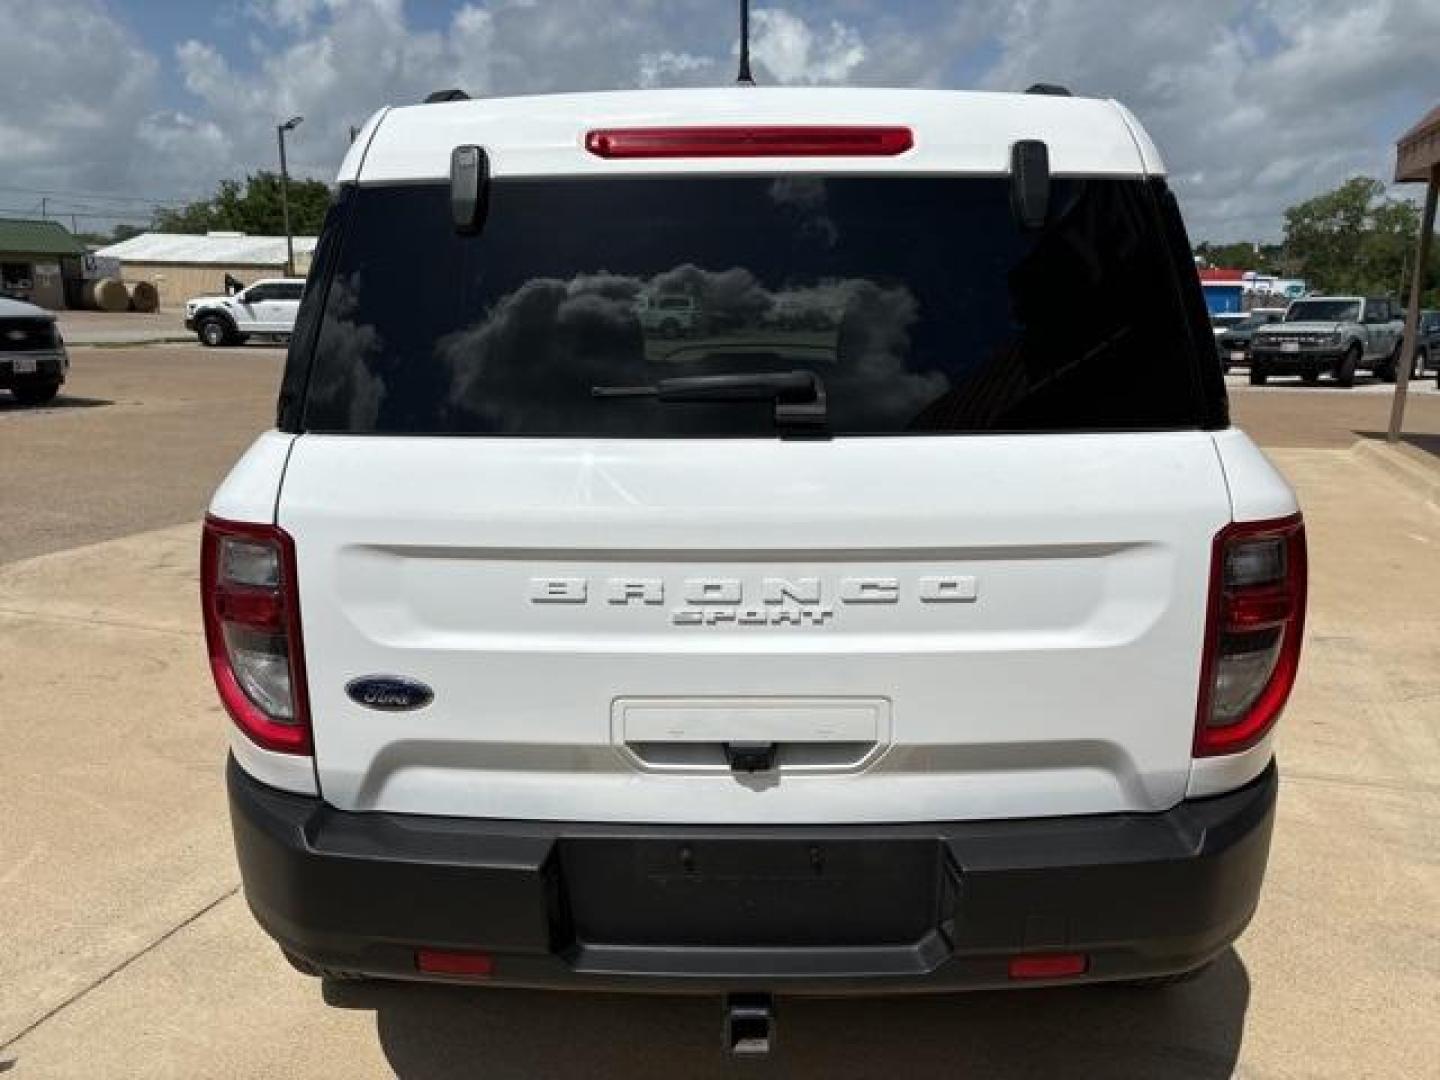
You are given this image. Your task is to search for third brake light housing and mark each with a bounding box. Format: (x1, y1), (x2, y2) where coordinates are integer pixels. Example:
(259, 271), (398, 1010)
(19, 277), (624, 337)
(584, 125), (914, 159)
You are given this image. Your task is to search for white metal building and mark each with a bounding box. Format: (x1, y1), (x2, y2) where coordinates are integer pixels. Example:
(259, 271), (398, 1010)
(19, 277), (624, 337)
(95, 231), (318, 308)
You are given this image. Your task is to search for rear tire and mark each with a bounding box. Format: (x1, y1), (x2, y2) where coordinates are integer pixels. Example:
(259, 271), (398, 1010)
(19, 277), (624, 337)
(1248, 363), (1268, 386)
(1301, 366), (1321, 386)
(198, 316), (230, 347)
(1416, 347), (1429, 378)
(1336, 345), (1360, 388)
(10, 380), (61, 406)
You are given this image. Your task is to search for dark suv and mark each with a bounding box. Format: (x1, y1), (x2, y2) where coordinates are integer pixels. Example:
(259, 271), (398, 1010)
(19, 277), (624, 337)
(0, 296), (68, 406)
(1216, 310), (1285, 373)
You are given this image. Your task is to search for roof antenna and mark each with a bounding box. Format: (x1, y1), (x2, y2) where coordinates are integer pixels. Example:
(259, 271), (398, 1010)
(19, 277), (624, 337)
(737, 0), (755, 85)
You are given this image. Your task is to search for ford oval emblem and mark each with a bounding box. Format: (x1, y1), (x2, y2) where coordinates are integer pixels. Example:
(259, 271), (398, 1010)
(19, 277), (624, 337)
(346, 676), (434, 712)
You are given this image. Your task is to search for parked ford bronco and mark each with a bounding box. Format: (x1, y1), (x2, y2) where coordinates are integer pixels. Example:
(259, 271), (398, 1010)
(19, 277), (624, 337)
(1249, 295), (1405, 386)
(185, 278), (305, 347)
(205, 88), (1304, 1021)
(1410, 308), (1440, 378)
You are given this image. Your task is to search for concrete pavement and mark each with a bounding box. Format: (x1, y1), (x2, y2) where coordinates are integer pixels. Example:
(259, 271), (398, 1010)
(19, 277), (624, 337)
(55, 310), (192, 347)
(1, 347), (1438, 1077)
(0, 346), (282, 563)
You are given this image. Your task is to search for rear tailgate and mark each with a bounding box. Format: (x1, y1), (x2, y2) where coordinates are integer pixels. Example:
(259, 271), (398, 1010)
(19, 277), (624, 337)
(280, 431), (1229, 823)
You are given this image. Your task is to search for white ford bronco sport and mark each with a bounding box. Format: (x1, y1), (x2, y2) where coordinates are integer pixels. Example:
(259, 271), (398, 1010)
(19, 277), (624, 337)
(204, 88), (1305, 1019)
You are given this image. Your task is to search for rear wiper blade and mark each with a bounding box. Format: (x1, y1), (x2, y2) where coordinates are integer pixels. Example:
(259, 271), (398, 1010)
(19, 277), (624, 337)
(593, 370), (827, 431)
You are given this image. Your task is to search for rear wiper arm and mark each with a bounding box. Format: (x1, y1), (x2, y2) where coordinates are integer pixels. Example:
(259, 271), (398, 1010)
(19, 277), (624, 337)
(593, 370), (827, 431)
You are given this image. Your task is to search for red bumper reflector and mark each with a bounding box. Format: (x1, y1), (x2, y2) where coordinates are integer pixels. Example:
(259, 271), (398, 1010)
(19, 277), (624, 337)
(416, 949), (494, 977)
(1008, 953), (1088, 980)
(584, 125), (914, 159)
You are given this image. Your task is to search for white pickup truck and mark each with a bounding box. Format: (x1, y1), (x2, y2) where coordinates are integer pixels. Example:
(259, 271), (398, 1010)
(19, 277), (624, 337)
(204, 87), (1304, 1044)
(185, 278), (305, 347)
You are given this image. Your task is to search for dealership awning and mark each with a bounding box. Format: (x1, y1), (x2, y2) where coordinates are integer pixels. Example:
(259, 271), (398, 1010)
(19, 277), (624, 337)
(1388, 106), (1440, 442)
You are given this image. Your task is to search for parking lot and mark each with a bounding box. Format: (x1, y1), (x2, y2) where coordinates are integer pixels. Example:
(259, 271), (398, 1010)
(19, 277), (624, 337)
(2, 344), (1438, 1078)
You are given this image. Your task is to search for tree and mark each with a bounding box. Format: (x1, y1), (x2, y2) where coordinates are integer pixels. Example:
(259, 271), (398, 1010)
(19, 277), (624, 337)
(154, 171), (332, 236)
(1196, 177), (1438, 306)
(1282, 177), (1428, 297)
(1194, 241), (1288, 275)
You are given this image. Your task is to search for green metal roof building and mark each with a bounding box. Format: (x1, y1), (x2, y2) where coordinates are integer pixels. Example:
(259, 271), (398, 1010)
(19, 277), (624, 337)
(0, 218), (88, 309)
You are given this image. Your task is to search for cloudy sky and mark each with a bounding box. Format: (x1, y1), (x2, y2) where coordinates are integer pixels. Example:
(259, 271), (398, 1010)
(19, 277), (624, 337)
(1, 0), (1436, 241)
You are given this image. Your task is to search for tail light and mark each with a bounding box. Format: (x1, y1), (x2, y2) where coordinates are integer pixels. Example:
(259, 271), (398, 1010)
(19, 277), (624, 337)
(1195, 514), (1306, 757)
(201, 516), (311, 754)
(584, 126), (914, 159)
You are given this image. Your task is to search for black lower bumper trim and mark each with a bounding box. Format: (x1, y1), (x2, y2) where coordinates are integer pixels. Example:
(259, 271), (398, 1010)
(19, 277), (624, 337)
(228, 757), (1277, 993)
(1251, 351), (1340, 371)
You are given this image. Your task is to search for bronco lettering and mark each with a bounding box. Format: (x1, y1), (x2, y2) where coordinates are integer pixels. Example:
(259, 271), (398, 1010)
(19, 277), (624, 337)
(527, 575), (976, 627)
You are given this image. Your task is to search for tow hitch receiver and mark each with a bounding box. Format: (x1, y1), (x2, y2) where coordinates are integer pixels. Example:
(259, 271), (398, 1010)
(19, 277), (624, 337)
(724, 994), (775, 1057)
(724, 742), (777, 773)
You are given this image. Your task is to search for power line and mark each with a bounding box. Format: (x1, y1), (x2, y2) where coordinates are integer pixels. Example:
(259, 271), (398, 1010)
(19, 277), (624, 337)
(36, 197), (158, 216)
(0, 207), (157, 222)
(0, 183), (194, 207)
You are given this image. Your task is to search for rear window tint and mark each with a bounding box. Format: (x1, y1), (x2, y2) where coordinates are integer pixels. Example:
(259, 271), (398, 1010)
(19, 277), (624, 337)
(298, 176), (1216, 436)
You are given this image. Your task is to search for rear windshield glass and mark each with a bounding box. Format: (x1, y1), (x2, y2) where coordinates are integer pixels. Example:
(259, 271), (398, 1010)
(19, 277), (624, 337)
(299, 176), (1211, 436)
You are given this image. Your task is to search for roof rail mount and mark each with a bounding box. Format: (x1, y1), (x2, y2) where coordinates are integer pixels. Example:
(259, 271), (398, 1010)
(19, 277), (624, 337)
(450, 145), (490, 235)
(425, 88), (470, 103)
(1025, 83), (1072, 97)
(1011, 140), (1052, 230)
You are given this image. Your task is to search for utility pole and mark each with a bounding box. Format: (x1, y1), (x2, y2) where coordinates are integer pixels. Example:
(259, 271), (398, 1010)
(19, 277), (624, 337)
(40, 197), (47, 220)
(277, 115), (304, 276)
(1388, 164), (1438, 442)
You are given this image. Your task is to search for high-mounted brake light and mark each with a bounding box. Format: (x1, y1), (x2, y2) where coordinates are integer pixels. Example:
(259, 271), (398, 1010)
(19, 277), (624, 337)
(201, 516), (311, 754)
(584, 126), (914, 159)
(1195, 514), (1306, 757)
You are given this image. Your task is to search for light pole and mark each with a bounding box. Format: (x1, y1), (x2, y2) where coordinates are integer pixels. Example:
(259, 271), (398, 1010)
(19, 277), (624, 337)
(277, 115), (303, 276)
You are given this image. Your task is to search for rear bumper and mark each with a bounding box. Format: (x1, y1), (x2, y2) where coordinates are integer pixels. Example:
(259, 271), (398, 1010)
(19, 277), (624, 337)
(229, 756), (1277, 993)
(1250, 349), (1341, 372)
(0, 351), (66, 384)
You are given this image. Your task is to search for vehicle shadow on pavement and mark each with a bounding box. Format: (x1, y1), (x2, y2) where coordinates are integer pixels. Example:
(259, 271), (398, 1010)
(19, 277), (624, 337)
(0, 395), (112, 414)
(326, 949), (1248, 1079)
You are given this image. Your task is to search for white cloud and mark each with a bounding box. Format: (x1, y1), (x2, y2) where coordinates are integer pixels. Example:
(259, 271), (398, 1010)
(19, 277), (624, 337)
(1, 0), (1435, 243)
(974, 0), (1440, 238)
(246, 0), (325, 32)
(749, 9), (866, 84)
(0, 1), (159, 192)
(638, 51), (715, 89)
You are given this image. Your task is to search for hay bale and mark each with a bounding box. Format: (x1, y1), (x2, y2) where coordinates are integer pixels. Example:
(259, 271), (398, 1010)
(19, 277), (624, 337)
(84, 277), (130, 312)
(125, 280), (159, 313)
